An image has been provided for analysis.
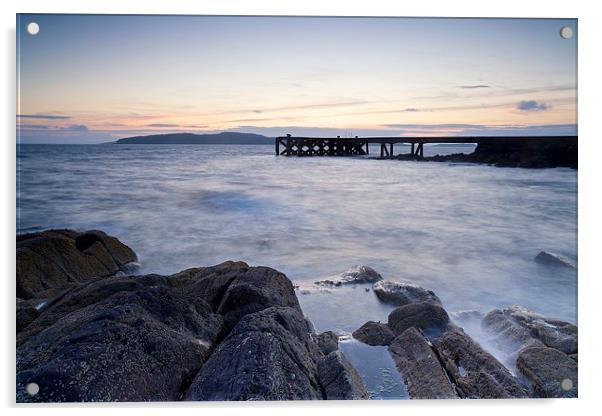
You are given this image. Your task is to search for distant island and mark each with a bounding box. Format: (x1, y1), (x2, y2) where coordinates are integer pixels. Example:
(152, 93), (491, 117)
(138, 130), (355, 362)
(114, 132), (272, 145)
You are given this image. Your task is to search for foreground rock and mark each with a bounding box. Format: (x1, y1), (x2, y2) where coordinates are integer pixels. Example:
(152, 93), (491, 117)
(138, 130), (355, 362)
(388, 301), (450, 336)
(373, 280), (441, 306)
(17, 274), (223, 402)
(534, 251), (576, 269)
(17, 229), (138, 300)
(381, 278), (528, 398)
(315, 265), (382, 286)
(389, 328), (457, 399)
(16, 245), (366, 402)
(432, 326), (527, 398)
(482, 306), (577, 355)
(318, 351), (369, 400)
(352, 321), (395, 346)
(517, 346), (578, 398)
(185, 306), (324, 400)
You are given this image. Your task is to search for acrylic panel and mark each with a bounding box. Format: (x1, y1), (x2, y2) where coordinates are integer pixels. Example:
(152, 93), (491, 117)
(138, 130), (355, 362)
(16, 14), (577, 402)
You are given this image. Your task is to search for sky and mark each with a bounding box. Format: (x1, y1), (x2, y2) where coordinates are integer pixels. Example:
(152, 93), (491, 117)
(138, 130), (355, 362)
(17, 15), (577, 143)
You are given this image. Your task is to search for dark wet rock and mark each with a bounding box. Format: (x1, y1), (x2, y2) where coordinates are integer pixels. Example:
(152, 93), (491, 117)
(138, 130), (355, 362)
(389, 328), (458, 399)
(482, 306), (577, 354)
(215, 266), (302, 331)
(431, 326), (527, 398)
(315, 265), (382, 286)
(535, 251), (576, 269)
(17, 229), (138, 300)
(317, 351), (369, 400)
(16, 276), (223, 402)
(517, 346), (578, 398)
(352, 321), (395, 346)
(401, 137), (578, 169)
(168, 261), (249, 310)
(373, 280), (441, 307)
(481, 308), (544, 354)
(16, 298), (39, 332)
(570, 353), (578, 363)
(185, 306), (324, 401)
(315, 331), (339, 354)
(388, 301), (450, 337)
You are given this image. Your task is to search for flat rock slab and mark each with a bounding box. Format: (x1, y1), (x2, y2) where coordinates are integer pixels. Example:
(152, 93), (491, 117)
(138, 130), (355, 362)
(389, 328), (457, 399)
(373, 280), (441, 307)
(482, 306), (577, 355)
(535, 251), (576, 269)
(517, 346), (578, 398)
(317, 351), (369, 400)
(315, 265), (382, 286)
(352, 321), (395, 346)
(432, 326), (527, 398)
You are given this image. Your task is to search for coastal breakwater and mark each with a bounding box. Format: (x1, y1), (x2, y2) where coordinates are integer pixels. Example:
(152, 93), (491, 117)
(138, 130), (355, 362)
(16, 231), (577, 401)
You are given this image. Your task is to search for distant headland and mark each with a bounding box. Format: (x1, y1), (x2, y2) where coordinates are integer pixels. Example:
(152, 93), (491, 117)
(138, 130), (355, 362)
(114, 132), (272, 145)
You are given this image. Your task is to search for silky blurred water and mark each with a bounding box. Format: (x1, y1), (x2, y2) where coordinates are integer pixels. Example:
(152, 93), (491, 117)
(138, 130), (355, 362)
(16, 143), (577, 397)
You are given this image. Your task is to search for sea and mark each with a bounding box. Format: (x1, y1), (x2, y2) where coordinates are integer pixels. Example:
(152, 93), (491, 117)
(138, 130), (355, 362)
(16, 143), (577, 399)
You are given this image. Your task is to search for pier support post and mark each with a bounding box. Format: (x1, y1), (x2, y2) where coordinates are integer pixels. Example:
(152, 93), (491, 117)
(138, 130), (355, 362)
(275, 138), (280, 156)
(389, 143), (394, 158)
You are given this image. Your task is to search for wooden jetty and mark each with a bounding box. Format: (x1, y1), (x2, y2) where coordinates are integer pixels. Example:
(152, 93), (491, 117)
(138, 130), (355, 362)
(274, 134), (577, 158)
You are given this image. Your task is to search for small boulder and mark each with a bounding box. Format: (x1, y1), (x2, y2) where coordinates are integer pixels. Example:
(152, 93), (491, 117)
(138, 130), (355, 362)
(517, 346), (578, 398)
(315, 331), (339, 355)
(388, 301), (450, 336)
(315, 265), (382, 286)
(317, 351), (369, 400)
(388, 327), (458, 399)
(535, 251), (576, 269)
(352, 321), (395, 346)
(373, 280), (441, 307)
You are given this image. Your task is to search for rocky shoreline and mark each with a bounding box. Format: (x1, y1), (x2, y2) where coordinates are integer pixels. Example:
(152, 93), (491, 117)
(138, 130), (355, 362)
(16, 230), (577, 401)
(381, 137), (578, 169)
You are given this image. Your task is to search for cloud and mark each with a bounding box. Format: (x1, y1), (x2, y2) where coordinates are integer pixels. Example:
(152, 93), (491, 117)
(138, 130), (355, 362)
(402, 108), (420, 112)
(18, 124), (49, 129)
(383, 123), (487, 129)
(17, 114), (71, 120)
(66, 124), (89, 131)
(516, 100), (549, 111)
(458, 85), (490, 89)
(147, 123), (180, 128)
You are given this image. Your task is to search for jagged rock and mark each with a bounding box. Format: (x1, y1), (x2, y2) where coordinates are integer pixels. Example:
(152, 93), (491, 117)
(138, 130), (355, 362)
(215, 266), (302, 331)
(389, 328), (458, 399)
(168, 261), (249, 310)
(315, 331), (339, 354)
(317, 351), (369, 400)
(535, 251), (576, 269)
(16, 275), (223, 402)
(373, 280), (441, 307)
(431, 326), (527, 398)
(482, 306), (577, 354)
(517, 346), (578, 398)
(388, 301), (450, 336)
(315, 265), (382, 286)
(16, 298), (39, 332)
(352, 321), (395, 346)
(184, 306), (324, 401)
(17, 229), (138, 299)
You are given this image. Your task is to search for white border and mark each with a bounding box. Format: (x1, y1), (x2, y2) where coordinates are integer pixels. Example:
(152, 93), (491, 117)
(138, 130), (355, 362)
(2, 1), (601, 415)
